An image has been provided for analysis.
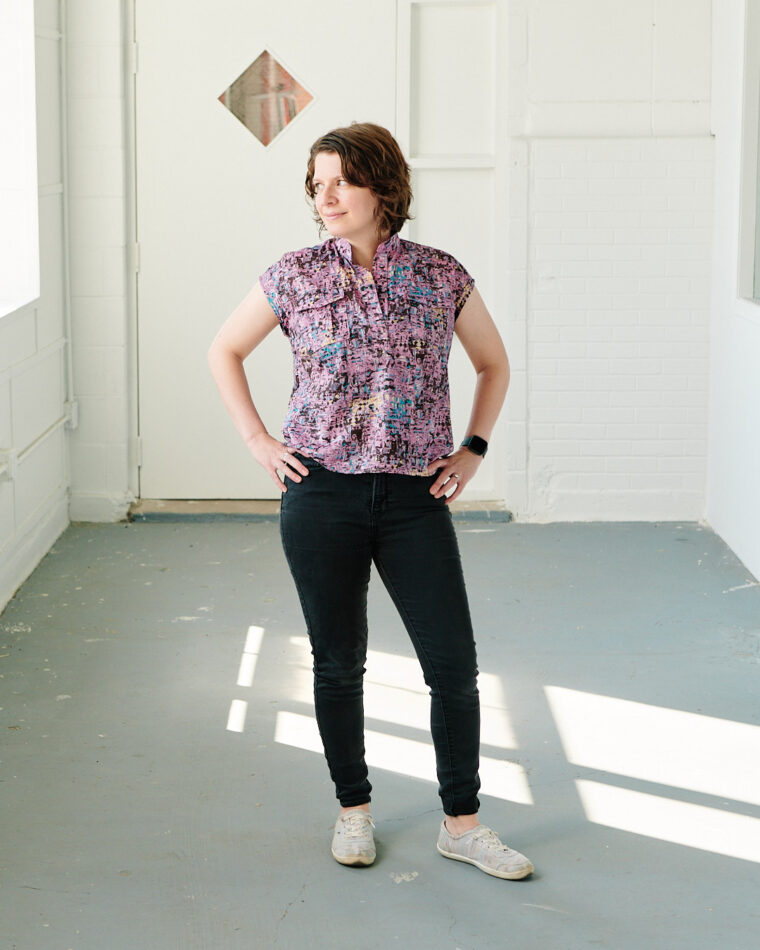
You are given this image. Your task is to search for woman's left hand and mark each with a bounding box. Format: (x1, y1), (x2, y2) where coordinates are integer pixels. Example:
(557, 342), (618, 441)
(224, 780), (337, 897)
(427, 447), (483, 504)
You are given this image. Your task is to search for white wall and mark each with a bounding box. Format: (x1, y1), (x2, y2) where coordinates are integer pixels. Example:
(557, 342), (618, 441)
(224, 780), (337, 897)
(0, 0), (71, 614)
(505, 0), (713, 520)
(65, 0), (135, 521)
(6, 0), (758, 614)
(57, 0), (716, 527)
(706, 0), (760, 580)
(524, 135), (712, 521)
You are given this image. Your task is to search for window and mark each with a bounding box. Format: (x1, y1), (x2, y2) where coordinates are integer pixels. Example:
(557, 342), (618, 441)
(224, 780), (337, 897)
(0, 0), (40, 319)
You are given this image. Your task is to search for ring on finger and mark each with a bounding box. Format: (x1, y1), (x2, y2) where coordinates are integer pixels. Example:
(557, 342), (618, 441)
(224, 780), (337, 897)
(451, 473), (461, 479)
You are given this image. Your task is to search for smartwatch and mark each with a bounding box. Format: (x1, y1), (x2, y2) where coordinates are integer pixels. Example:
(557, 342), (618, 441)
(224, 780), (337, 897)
(461, 435), (488, 457)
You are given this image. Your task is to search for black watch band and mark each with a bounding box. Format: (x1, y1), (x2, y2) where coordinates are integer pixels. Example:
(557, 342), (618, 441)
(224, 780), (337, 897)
(461, 435), (488, 457)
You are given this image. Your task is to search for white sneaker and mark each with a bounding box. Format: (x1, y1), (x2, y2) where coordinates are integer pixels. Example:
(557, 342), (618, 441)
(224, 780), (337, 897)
(331, 809), (376, 867)
(437, 820), (534, 880)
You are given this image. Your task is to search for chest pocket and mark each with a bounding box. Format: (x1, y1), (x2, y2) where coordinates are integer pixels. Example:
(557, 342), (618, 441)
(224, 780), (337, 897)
(289, 284), (350, 376)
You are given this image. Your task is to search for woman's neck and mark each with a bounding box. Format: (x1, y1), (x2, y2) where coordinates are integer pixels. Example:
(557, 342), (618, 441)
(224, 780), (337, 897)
(347, 231), (390, 272)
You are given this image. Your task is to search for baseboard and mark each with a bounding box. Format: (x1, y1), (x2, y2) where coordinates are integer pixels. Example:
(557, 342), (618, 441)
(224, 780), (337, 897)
(128, 498), (513, 523)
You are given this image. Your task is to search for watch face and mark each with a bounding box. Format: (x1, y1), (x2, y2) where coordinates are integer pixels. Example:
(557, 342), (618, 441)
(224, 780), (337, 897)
(463, 435), (488, 456)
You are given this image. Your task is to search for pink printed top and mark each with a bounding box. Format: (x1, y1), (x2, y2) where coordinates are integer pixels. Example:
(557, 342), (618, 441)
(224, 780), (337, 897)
(258, 232), (474, 474)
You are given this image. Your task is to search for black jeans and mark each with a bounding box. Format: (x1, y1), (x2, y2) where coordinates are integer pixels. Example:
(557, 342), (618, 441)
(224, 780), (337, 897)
(279, 451), (481, 815)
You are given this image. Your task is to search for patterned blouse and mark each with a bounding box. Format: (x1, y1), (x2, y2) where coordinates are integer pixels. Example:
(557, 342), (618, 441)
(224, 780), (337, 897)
(259, 231), (474, 474)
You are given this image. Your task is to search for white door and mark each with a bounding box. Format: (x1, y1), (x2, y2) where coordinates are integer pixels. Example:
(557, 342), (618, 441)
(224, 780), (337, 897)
(135, 0), (507, 500)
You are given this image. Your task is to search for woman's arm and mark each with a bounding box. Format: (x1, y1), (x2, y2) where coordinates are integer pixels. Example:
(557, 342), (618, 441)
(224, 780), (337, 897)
(428, 286), (510, 503)
(207, 281), (308, 491)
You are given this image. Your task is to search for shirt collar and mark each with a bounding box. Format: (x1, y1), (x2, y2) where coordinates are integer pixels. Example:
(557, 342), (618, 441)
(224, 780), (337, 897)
(334, 231), (401, 268)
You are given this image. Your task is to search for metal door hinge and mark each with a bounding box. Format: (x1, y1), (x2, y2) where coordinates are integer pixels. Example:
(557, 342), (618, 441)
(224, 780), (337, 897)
(64, 399), (79, 430)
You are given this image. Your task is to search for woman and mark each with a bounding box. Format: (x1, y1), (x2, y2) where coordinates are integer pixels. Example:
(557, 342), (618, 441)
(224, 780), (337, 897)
(207, 122), (533, 880)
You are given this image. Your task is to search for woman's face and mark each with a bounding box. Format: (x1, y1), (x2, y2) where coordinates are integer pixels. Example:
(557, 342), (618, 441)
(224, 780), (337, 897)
(313, 151), (382, 246)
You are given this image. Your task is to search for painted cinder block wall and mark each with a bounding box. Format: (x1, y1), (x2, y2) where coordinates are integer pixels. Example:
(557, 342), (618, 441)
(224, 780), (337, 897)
(73, 1), (715, 526)
(3, 0), (760, 614)
(72, 0), (716, 525)
(0, 0), (71, 611)
(1, 0), (134, 614)
(65, 0), (135, 522)
(523, 134), (712, 521)
(706, 1), (760, 581)
(505, 0), (714, 520)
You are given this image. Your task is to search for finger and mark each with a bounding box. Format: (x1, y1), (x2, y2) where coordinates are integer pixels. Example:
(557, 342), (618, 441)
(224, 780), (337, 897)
(443, 480), (463, 504)
(274, 448), (299, 483)
(430, 473), (451, 496)
(428, 465), (448, 495)
(430, 470), (460, 497)
(271, 468), (287, 492)
(280, 448), (309, 478)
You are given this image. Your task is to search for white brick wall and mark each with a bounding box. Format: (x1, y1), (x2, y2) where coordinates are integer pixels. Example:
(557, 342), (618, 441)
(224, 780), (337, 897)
(3, 0), (720, 550)
(0, 0), (70, 613)
(525, 137), (713, 520)
(66, 0), (134, 521)
(707, 0), (760, 582)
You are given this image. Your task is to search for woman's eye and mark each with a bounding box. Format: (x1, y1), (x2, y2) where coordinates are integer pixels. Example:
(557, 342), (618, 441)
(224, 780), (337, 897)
(313, 179), (347, 193)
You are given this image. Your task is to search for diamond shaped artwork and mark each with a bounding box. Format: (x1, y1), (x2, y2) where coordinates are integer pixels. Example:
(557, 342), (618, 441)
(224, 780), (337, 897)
(218, 50), (314, 147)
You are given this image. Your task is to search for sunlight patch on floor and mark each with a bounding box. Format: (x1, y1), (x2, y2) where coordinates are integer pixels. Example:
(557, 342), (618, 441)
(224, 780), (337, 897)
(288, 635), (517, 748)
(545, 685), (760, 806)
(226, 698), (248, 733)
(577, 780), (760, 864)
(236, 625), (265, 688)
(273, 710), (532, 804)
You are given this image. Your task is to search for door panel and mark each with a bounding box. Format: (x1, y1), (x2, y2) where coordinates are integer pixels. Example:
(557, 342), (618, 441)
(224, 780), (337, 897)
(136, 0), (396, 497)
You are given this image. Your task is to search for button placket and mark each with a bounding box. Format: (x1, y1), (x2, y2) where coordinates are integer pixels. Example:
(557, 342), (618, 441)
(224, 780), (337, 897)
(352, 268), (389, 350)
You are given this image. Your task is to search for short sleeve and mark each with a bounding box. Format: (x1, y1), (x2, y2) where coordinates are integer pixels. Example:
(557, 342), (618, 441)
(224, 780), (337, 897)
(259, 257), (291, 337)
(448, 257), (475, 320)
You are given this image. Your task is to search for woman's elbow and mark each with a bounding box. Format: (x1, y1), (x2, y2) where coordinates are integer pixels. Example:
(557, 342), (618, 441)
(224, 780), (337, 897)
(207, 336), (232, 370)
(477, 349), (509, 381)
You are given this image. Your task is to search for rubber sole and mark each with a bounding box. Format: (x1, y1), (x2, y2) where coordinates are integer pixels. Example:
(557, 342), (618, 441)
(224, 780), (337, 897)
(331, 849), (375, 867)
(437, 843), (534, 880)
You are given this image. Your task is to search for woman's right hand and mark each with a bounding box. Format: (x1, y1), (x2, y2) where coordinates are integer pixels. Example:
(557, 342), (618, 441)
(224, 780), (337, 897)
(245, 432), (309, 492)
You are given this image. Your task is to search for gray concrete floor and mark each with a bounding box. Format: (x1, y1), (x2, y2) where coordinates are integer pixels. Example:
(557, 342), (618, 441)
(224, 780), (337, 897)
(1, 519), (759, 950)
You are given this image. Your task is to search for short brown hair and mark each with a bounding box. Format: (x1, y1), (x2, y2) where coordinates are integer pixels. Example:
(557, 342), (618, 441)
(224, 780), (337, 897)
(305, 122), (413, 239)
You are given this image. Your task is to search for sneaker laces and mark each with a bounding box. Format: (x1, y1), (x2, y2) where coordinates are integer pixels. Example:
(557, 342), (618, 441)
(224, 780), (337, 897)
(341, 812), (375, 837)
(471, 827), (512, 853)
